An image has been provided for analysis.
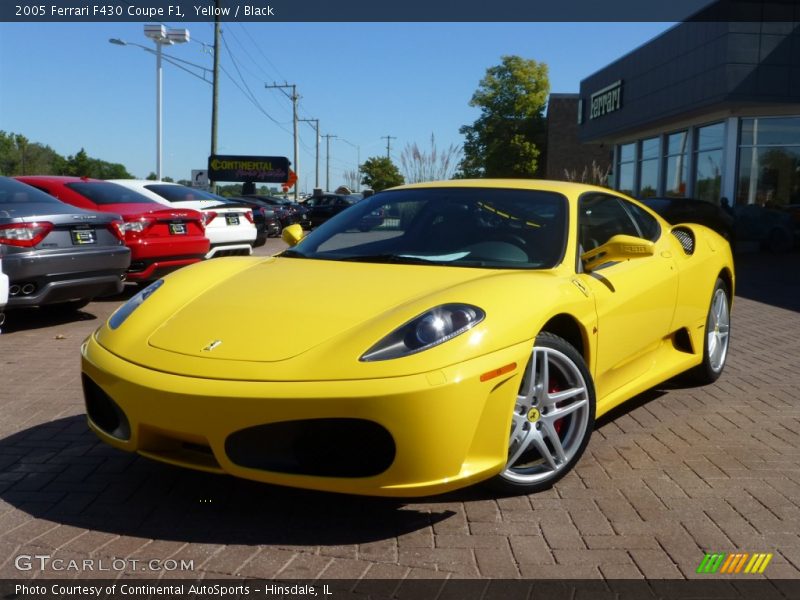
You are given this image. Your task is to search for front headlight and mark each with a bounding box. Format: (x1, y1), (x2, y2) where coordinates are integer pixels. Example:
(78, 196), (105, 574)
(360, 303), (485, 362)
(108, 279), (164, 330)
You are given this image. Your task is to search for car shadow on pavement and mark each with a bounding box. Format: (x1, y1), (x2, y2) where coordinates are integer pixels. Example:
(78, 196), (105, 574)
(0, 308), (99, 334)
(0, 416), (454, 546)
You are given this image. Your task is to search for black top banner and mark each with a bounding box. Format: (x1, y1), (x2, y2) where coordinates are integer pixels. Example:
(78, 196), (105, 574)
(4, 0), (798, 22)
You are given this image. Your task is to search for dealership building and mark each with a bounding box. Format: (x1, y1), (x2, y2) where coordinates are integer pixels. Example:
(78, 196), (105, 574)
(569, 4), (800, 208)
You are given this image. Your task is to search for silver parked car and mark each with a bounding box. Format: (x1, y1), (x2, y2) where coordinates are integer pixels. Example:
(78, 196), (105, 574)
(0, 176), (130, 312)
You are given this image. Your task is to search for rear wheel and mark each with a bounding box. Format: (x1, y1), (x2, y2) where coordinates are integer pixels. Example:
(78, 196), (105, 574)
(690, 278), (730, 384)
(487, 332), (595, 495)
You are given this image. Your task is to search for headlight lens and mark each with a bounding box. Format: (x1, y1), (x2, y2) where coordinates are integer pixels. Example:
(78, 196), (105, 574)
(360, 303), (485, 362)
(108, 279), (164, 330)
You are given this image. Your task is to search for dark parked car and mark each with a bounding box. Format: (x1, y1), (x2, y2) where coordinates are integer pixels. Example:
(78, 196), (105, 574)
(0, 176), (130, 312)
(214, 195), (282, 242)
(304, 193), (359, 228)
(642, 197), (735, 243)
(234, 195), (311, 229)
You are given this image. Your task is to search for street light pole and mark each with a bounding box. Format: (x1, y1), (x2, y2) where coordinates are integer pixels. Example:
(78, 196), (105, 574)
(143, 24), (189, 181)
(155, 41), (163, 180)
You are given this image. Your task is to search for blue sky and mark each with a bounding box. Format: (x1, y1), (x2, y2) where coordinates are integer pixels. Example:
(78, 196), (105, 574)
(0, 22), (673, 191)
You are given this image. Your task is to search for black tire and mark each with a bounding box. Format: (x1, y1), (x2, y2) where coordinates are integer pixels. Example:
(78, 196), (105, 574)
(690, 278), (731, 384)
(487, 331), (596, 495)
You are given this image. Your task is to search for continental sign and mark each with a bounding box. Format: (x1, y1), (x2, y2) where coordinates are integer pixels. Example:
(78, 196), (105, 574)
(208, 155), (290, 183)
(696, 552), (773, 574)
(589, 80), (622, 120)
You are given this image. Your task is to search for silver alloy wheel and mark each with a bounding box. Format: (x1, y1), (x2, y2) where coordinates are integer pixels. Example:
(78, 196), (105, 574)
(707, 287), (730, 372)
(502, 345), (591, 485)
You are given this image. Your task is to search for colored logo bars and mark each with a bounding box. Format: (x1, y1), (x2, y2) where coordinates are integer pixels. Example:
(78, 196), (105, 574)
(697, 552), (773, 574)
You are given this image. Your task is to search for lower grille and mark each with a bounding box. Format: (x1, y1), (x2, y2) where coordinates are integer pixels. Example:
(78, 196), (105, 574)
(225, 418), (396, 478)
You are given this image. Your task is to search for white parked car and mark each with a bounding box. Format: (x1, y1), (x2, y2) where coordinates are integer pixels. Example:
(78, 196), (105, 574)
(0, 254), (8, 331)
(109, 180), (256, 259)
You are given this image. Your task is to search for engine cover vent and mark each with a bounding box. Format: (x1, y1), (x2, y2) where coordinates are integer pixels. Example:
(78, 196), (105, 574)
(671, 227), (695, 255)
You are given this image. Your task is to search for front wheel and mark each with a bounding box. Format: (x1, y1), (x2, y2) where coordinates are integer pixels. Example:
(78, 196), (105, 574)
(487, 332), (595, 495)
(690, 278), (730, 384)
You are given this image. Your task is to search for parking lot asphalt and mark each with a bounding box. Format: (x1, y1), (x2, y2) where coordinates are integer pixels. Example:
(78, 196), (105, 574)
(1, 241), (799, 581)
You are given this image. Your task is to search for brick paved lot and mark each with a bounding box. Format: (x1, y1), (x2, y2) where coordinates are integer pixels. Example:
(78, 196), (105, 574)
(0, 243), (799, 581)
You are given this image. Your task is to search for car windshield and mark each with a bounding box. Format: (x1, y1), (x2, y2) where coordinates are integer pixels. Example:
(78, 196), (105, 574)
(285, 187), (568, 269)
(66, 181), (161, 205)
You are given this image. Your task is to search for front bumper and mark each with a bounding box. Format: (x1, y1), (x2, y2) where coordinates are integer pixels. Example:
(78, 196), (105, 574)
(80, 335), (528, 496)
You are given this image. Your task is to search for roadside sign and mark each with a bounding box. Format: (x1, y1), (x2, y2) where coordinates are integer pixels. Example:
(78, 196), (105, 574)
(191, 170), (208, 188)
(208, 155), (290, 183)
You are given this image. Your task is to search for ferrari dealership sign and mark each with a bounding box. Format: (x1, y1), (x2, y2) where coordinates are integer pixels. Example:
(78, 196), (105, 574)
(208, 155), (290, 183)
(589, 80), (623, 120)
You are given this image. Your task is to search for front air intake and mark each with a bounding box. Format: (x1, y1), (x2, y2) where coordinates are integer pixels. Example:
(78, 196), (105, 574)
(225, 419), (396, 477)
(82, 374), (131, 440)
(671, 227), (695, 255)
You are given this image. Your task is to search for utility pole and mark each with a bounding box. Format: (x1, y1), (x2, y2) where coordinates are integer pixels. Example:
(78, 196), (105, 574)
(300, 118), (319, 189)
(210, 6), (221, 193)
(322, 134), (337, 191)
(265, 82), (299, 200)
(382, 135), (396, 160)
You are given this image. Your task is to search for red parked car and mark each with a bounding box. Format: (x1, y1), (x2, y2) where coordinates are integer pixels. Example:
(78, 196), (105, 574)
(15, 176), (210, 282)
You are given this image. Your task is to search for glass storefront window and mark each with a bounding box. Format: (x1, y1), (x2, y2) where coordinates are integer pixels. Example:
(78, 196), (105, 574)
(737, 117), (800, 207)
(667, 131), (688, 155)
(740, 117), (800, 147)
(664, 131), (688, 197)
(694, 123), (724, 203)
(697, 122), (725, 151)
(695, 150), (722, 202)
(617, 143), (636, 195)
(737, 146), (800, 207)
(639, 159), (658, 198)
(638, 137), (659, 197)
(618, 161), (635, 196)
(619, 143), (636, 162)
(640, 138), (659, 160)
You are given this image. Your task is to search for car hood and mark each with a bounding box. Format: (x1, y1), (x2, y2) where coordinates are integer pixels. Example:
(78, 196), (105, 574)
(148, 258), (493, 362)
(96, 256), (578, 381)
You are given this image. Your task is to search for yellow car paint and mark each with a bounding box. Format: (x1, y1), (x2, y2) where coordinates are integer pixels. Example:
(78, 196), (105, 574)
(81, 179), (734, 496)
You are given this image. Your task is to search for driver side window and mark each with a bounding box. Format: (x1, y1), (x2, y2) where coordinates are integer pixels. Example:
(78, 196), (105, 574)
(578, 193), (640, 252)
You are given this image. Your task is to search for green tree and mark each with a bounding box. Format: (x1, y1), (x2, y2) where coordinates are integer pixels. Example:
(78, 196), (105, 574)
(65, 149), (92, 177)
(360, 156), (404, 191)
(457, 55), (549, 178)
(146, 172), (158, 181)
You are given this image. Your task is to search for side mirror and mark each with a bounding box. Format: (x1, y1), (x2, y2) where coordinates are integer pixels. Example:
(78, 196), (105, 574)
(581, 234), (655, 271)
(281, 223), (304, 247)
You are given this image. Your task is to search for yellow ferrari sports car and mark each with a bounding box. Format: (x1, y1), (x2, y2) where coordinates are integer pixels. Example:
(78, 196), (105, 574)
(81, 180), (733, 496)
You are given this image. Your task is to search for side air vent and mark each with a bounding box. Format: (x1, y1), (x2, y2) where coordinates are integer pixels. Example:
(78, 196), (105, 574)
(671, 227), (695, 255)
